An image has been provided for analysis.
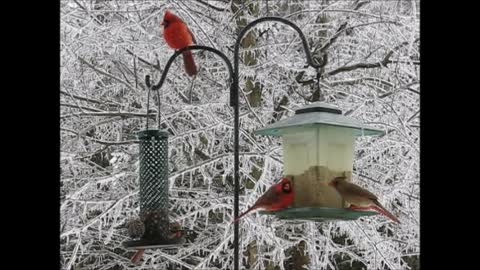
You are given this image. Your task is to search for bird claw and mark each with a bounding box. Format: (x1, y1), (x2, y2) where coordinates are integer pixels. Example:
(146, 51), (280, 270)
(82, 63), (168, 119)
(348, 205), (358, 210)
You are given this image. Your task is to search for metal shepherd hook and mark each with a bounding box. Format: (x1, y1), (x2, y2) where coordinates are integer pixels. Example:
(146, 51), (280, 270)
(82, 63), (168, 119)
(145, 16), (319, 270)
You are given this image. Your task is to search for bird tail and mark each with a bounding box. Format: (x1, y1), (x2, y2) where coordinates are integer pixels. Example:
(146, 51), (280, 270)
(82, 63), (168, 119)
(372, 200), (400, 224)
(182, 50), (197, 76)
(131, 249), (144, 264)
(233, 205), (257, 223)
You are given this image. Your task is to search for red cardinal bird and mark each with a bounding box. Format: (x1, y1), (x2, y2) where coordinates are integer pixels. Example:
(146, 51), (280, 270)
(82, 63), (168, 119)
(161, 10), (198, 76)
(328, 176), (400, 223)
(234, 178), (294, 223)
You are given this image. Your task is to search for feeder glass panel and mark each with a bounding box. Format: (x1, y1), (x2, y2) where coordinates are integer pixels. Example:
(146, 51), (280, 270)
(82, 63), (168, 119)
(283, 125), (355, 175)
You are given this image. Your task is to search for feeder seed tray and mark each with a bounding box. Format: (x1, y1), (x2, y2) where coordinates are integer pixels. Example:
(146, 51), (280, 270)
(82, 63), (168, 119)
(123, 237), (186, 250)
(259, 207), (377, 222)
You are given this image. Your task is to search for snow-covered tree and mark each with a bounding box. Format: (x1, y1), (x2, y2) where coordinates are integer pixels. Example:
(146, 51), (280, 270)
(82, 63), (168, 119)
(61, 0), (419, 269)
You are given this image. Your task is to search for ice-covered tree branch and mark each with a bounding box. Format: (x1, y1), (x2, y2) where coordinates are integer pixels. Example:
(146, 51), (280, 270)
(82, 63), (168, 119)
(327, 38), (420, 76)
(61, 1), (419, 269)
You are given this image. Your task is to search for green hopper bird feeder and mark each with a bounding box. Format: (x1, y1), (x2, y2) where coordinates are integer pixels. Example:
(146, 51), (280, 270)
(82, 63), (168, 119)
(255, 102), (385, 221)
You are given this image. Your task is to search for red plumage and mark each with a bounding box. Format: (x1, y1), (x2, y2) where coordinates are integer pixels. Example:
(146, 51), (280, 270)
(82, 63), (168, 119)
(234, 178), (294, 223)
(130, 249), (144, 264)
(161, 10), (197, 76)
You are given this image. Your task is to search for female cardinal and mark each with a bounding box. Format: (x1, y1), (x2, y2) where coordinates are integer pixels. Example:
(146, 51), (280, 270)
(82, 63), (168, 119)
(328, 176), (400, 223)
(234, 178), (294, 223)
(161, 10), (198, 76)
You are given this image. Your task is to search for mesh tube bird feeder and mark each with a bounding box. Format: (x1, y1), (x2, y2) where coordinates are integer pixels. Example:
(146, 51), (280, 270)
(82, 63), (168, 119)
(127, 44), (236, 265)
(255, 102), (385, 221)
(123, 92), (184, 250)
(121, 45), (235, 253)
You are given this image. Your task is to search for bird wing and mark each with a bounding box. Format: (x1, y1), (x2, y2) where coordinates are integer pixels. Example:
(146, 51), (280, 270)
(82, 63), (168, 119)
(188, 27), (197, 44)
(254, 185), (284, 209)
(235, 185), (278, 222)
(343, 182), (378, 201)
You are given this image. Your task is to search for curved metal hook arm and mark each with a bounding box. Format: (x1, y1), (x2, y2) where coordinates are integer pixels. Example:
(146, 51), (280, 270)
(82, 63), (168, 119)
(146, 45), (235, 102)
(144, 45), (236, 129)
(233, 16), (321, 75)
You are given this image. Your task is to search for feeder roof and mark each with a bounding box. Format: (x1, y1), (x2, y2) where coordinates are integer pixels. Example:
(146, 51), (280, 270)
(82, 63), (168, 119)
(255, 102), (385, 137)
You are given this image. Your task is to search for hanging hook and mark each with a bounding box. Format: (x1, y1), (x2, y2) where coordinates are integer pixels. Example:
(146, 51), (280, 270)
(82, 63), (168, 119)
(144, 45), (235, 130)
(144, 78), (161, 130)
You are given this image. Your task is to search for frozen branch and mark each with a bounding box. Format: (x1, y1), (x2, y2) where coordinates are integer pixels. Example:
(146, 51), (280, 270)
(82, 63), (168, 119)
(125, 48), (161, 70)
(60, 111), (156, 120)
(327, 38), (420, 76)
(194, 0), (229, 12)
(78, 56), (136, 92)
(61, 103), (102, 112)
(61, 128), (139, 145)
(60, 90), (121, 107)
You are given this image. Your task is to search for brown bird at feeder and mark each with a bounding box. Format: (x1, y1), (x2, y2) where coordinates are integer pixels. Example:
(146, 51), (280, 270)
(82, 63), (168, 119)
(233, 178), (294, 223)
(127, 218), (145, 264)
(328, 176), (400, 224)
(127, 218), (145, 239)
(130, 222), (183, 264)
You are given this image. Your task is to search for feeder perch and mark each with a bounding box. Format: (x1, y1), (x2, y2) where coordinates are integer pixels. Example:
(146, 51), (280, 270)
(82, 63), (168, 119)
(255, 102), (385, 221)
(123, 130), (184, 250)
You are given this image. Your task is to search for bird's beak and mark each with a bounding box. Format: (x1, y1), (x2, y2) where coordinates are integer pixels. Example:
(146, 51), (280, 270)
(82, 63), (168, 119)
(327, 181), (333, 187)
(160, 21), (164, 26)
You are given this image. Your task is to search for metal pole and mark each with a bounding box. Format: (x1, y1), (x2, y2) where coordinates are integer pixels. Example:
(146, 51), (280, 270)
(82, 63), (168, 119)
(232, 17), (320, 270)
(232, 50), (240, 270)
(145, 46), (237, 268)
